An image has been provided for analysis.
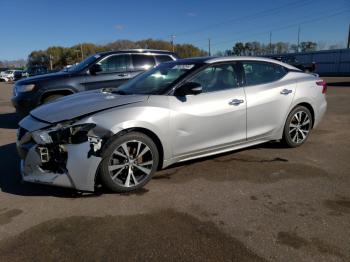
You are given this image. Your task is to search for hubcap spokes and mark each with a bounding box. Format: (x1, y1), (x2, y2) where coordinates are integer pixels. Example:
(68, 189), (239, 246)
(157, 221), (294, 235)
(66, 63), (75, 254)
(289, 111), (311, 143)
(108, 140), (153, 188)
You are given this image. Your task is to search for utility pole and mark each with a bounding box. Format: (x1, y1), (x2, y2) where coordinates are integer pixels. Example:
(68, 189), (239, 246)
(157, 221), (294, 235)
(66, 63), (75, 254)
(80, 43), (84, 60)
(49, 54), (53, 70)
(297, 25), (301, 52)
(269, 31), (272, 54)
(208, 38), (211, 56)
(170, 35), (176, 52)
(347, 23), (350, 49)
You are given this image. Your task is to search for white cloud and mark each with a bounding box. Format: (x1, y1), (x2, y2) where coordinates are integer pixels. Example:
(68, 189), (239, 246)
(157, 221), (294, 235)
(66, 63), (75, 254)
(187, 12), (197, 17)
(115, 24), (125, 31)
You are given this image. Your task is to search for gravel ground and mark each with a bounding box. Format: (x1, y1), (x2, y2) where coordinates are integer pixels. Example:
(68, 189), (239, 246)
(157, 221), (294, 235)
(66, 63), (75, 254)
(0, 77), (349, 262)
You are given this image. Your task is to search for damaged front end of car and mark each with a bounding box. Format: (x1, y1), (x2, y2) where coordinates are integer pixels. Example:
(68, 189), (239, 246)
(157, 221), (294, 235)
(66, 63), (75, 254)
(17, 117), (110, 192)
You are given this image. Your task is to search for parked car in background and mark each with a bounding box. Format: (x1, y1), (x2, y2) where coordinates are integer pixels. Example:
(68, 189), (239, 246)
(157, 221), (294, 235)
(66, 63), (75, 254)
(0, 69), (23, 82)
(0, 68), (9, 76)
(16, 56), (327, 193)
(271, 56), (316, 73)
(0, 69), (9, 82)
(12, 49), (178, 116)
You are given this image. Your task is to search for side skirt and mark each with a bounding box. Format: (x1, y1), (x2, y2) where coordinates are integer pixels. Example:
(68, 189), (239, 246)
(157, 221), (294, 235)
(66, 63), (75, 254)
(162, 138), (271, 168)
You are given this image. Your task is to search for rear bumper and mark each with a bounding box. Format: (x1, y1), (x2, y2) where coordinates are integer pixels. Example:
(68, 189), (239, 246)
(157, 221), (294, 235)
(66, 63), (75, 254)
(314, 100), (327, 128)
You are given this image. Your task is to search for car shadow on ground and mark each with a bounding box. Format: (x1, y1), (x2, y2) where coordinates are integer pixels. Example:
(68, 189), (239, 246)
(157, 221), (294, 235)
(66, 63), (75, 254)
(0, 113), (19, 129)
(0, 141), (284, 198)
(0, 143), (147, 198)
(327, 81), (350, 87)
(161, 141), (286, 170)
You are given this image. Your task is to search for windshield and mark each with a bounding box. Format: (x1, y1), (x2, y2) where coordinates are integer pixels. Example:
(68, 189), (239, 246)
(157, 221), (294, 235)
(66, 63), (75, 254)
(66, 54), (101, 72)
(115, 62), (200, 95)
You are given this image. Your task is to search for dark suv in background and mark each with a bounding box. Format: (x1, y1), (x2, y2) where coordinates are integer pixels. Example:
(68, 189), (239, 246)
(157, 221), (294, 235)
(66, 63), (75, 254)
(270, 56), (316, 73)
(12, 49), (178, 116)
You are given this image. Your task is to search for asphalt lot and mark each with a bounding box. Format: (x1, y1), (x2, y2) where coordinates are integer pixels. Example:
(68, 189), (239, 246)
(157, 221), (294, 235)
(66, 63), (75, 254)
(0, 78), (349, 262)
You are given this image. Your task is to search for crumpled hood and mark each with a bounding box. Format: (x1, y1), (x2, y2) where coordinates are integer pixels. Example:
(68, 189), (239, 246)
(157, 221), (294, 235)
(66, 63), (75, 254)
(30, 90), (148, 123)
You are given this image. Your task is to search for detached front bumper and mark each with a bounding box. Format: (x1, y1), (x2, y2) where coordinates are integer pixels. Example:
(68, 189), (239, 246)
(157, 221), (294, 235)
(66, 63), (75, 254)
(18, 137), (102, 192)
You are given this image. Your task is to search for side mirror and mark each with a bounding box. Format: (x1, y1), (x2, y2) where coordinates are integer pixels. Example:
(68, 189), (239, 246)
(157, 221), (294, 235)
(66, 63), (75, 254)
(89, 63), (102, 75)
(175, 82), (202, 96)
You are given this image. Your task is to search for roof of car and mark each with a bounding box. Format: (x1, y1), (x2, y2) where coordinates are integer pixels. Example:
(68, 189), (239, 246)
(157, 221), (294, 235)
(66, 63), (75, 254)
(172, 56), (299, 70)
(97, 49), (176, 56)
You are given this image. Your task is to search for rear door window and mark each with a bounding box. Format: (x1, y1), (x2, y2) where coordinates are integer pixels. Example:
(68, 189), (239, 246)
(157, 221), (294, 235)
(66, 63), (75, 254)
(131, 55), (156, 71)
(99, 55), (131, 73)
(242, 61), (287, 86)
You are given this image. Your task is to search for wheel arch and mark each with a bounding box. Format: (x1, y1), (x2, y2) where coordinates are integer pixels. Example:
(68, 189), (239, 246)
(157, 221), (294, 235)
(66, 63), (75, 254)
(103, 127), (165, 171)
(40, 88), (75, 103)
(292, 102), (315, 128)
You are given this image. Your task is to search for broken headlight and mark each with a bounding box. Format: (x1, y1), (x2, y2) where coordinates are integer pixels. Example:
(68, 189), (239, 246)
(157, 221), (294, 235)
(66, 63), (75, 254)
(32, 123), (96, 145)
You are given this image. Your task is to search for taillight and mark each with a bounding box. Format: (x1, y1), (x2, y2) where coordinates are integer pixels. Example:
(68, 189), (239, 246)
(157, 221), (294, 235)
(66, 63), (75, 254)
(316, 80), (327, 94)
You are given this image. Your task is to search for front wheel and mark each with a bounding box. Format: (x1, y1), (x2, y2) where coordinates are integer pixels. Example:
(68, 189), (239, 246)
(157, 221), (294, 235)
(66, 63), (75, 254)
(43, 94), (65, 104)
(282, 106), (313, 148)
(99, 132), (159, 193)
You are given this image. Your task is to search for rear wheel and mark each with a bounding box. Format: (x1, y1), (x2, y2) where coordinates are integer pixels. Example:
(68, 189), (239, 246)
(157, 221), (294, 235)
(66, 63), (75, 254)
(282, 106), (313, 148)
(100, 132), (159, 193)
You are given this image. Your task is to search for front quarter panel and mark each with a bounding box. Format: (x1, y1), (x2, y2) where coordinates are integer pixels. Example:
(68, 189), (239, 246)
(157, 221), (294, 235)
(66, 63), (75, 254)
(79, 96), (172, 166)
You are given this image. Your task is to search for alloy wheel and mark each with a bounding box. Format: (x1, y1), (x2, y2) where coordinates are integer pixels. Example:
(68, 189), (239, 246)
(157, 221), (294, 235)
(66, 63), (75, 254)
(288, 111), (311, 144)
(108, 140), (154, 188)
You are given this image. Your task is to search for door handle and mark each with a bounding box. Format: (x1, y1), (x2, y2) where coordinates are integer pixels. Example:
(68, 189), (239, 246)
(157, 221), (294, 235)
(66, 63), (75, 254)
(280, 89), (293, 95)
(118, 73), (129, 77)
(229, 99), (244, 106)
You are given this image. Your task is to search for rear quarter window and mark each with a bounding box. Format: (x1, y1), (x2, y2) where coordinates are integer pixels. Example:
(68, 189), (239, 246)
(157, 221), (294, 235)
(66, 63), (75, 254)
(131, 55), (156, 71)
(155, 55), (174, 64)
(242, 61), (287, 86)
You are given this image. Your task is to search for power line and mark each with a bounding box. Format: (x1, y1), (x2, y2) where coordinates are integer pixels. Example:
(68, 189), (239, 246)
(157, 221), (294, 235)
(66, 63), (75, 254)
(172, 0), (312, 39)
(183, 4), (323, 46)
(209, 9), (350, 48)
(190, 6), (348, 47)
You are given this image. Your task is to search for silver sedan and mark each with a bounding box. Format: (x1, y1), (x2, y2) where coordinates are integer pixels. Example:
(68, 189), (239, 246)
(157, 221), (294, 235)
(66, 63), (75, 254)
(16, 56), (327, 192)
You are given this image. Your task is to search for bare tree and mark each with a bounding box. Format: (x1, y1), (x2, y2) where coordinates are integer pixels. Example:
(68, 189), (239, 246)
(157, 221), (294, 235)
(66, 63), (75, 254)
(300, 41), (317, 52)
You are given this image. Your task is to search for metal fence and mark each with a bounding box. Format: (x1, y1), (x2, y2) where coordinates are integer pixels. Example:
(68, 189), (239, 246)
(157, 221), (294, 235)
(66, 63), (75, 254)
(271, 48), (350, 76)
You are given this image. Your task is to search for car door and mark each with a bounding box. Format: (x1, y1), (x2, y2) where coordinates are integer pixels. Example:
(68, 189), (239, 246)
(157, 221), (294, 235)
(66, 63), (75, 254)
(241, 61), (296, 140)
(83, 54), (132, 90)
(169, 62), (246, 158)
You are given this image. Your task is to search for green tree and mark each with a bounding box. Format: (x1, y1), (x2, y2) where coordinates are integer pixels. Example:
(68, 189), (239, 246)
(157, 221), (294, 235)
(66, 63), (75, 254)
(28, 50), (49, 67)
(27, 39), (207, 69)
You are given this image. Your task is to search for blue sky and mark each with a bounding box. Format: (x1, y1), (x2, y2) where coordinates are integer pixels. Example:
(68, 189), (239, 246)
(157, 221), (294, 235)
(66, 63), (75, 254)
(1, 0), (349, 60)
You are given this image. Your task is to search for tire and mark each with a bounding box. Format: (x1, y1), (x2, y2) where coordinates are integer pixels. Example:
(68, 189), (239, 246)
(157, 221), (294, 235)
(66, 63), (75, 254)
(43, 94), (65, 104)
(100, 132), (159, 193)
(282, 106), (313, 148)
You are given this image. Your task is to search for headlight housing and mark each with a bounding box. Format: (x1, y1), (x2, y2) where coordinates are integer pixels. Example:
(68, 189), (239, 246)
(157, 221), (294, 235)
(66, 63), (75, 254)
(16, 84), (36, 93)
(32, 131), (53, 144)
(32, 123), (96, 145)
